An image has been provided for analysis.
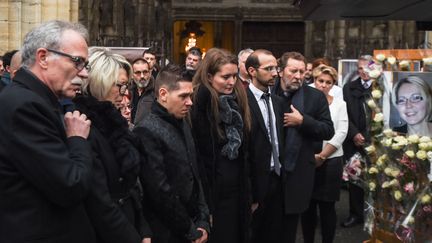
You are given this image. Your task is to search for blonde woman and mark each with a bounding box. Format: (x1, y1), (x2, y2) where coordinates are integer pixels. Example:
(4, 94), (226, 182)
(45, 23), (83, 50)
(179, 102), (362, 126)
(392, 75), (432, 136)
(74, 47), (151, 243)
(301, 64), (348, 243)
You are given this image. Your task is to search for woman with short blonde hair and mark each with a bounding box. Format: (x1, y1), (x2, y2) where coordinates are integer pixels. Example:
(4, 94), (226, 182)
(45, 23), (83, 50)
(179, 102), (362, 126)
(83, 47), (132, 105)
(74, 47), (151, 243)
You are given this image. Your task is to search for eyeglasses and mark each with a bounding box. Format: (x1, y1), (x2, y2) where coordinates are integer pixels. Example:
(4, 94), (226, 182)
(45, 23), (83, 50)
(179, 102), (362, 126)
(46, 48), (90, 71)
(134, 70), (150, 75)
(257, 66), (279, 72)
(116, 83), (129, 95)
(396, 94), (424, 105)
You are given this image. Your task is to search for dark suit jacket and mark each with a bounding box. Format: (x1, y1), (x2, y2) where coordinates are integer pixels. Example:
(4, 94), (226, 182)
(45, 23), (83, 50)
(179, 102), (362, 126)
(247, 88), (284, 204)
(342, 77), (372, 158)
(0, 68), (95, 243)
(280, 85), (334, 214)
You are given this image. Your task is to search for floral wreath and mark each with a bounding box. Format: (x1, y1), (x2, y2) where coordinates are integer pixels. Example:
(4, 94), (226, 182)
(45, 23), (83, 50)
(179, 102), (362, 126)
(343, 54), (432, 242)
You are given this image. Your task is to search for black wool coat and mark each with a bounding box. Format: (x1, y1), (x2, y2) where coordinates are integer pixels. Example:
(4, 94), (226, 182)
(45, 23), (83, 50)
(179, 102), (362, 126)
(134, 102), (210, 243)
(0, 68), (96, 243)
(190, 86), (251, 243)
(74, 95), (151, 243)
(278, 85), (334, 214)
(342, 77), (372, 159)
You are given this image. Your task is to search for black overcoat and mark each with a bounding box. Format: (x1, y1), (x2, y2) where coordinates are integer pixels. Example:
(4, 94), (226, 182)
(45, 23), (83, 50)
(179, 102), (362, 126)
(0, 68), (96, 243)
(280, 85), (334, 214)
(74, 96), (151, 243)
(342, 77), (372, 159)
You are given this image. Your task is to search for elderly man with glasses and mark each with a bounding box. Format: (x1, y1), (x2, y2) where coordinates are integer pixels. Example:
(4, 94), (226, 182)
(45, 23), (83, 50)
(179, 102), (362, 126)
(0, 20), (95, 243)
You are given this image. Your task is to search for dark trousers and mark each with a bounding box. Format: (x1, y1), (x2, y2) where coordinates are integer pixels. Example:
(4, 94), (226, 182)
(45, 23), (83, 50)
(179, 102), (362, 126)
(283, 213), (300, 243)
(209, 190), (241, 243)
(348, 183), (364, 220)
(301, 199), (337, 243)
(251, 172), (284, 243)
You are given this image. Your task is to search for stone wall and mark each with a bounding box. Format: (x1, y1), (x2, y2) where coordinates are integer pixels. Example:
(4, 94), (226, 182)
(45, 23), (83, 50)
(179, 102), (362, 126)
(1, 0), (429, 64)
(0, 0), (78, 55)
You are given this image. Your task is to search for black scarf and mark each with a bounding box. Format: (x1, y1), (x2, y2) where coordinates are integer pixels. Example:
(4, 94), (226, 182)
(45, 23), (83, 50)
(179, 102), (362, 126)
(218, 94), (243, 160)
(283, 86), (304, 172)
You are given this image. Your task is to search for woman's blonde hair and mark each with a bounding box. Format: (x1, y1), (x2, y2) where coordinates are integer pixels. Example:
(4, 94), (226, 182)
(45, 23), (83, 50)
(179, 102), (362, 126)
(312, 64), (338, 83)
(84, 47), (132, 100)
(392, 75), (432, 121)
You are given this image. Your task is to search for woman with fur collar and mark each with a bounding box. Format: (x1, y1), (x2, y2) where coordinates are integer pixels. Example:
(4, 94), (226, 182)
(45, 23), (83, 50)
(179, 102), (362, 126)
(73, 47), (151, 243)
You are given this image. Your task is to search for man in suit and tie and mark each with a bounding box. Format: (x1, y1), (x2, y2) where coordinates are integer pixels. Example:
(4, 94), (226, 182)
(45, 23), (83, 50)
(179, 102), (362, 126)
(246, 49), (285, 243)
(273, 51), (334, 243)
(341, 55), (373, 227)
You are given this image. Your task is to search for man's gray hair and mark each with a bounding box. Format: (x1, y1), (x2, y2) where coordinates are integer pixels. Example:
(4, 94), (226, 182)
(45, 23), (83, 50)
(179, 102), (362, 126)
(21, 20), (89, 68)
(238, 48), (254, 59)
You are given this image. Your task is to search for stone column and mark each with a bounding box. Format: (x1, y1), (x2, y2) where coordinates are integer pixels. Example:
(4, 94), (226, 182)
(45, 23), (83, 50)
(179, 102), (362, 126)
(335, 20), (345, 60)
(8, 0), (22, 51)
(22, 0), (42, 43)
(304, 21), (313, 59)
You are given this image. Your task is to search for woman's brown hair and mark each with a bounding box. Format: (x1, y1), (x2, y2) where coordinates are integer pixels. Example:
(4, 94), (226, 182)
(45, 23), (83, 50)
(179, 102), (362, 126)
(192, 48), (251, 138)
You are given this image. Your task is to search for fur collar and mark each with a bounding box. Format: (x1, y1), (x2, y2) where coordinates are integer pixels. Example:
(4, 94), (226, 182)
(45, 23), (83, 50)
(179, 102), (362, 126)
(73, 95), (140, 176)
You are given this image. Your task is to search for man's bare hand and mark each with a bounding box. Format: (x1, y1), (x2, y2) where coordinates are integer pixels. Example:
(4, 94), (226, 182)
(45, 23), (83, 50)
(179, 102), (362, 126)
(64, 110), (91, 139)
(251, 202), (259, 213)
(284, 105), (303, 127)
(192, 228), (208, 243)
(141, 238), (151, 243)
(314, 154), (325, 168)
(353, 133), (365, 147)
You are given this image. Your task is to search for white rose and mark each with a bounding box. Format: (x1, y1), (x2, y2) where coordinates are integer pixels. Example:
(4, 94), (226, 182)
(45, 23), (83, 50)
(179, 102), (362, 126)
(371, 89), (382, 99)
(399, 60), (410, 67)
(373, 113), (384, 122)
(369, 182), (376, 191)
(394, 136), (408, 146)
(365, 145), (376, 154)
(367, 99), (377, 109)
(382, 181), (390, 188)
(427, 141), (432, 151)
(389, 179), (399, 186)
(405, 150), (415, 158)
(407, 135), (420, 144)
(394, 190), (402, 201)
(391, 143), (402, 150)
(381, 138), (393, 147)
(368, 167), (379, 174)
(383, 129), (394, 138)
(416, 150), (427, 160)
(368, 69), (381, 79)
(419, 142), (429, 151)
(375, 54), (386, 62)
(384, 167), (392, 176)
(387, 56), (396, 65)
(421, 194), (431, 204)
(419, 136), (431, 143)
(390, 169), (400, 178)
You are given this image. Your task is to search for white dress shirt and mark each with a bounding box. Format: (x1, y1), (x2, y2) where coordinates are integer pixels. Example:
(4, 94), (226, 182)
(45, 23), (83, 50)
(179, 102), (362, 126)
(249, 83), (280, 168)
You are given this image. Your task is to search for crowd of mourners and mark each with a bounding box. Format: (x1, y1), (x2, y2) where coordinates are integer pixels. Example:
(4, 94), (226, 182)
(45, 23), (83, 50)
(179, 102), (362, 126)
(0, 20), (404, 243)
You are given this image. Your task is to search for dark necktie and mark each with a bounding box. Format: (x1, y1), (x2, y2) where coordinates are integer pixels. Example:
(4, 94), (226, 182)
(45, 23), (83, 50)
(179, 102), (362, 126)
(262, 93), (281, 175)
